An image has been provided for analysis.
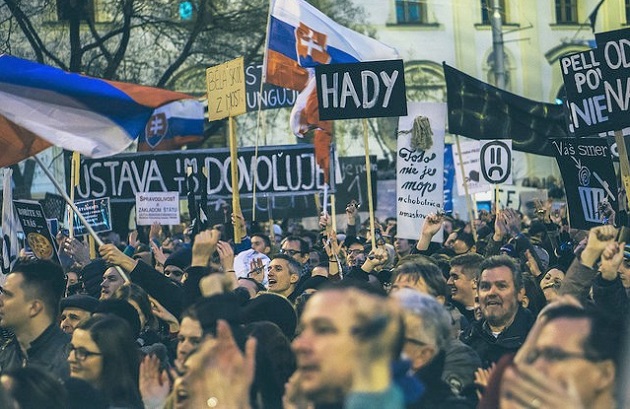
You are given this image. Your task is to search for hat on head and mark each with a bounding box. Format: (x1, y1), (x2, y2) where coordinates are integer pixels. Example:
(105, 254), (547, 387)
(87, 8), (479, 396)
(60, 294), (99, 313)
(295, 275), (328, 295)
(80, 259), (109, 299)
(94, 299), (141, 338)
(243, 293), (297, 339)
(164, 247), (192, 270)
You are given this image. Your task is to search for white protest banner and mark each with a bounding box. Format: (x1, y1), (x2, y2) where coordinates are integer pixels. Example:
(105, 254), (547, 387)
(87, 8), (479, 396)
(480, 140), (513, 185)
(453, 140), (491, 194)
(135, 192), (180, 226)
(396, 102), (445, 241)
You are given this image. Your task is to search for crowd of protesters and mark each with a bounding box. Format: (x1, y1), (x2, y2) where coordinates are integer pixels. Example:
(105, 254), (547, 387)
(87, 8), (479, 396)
(0, 185), (628, 409)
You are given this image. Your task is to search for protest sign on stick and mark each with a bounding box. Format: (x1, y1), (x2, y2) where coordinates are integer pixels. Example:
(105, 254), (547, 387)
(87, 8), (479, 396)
(396, 103), (445, 242)
(560, 28), (630, 210)
(553, 138), (617, 229)
(14, 200), (59, 265)
(316, 60), (407, 248)
(207, 57), (247, 242)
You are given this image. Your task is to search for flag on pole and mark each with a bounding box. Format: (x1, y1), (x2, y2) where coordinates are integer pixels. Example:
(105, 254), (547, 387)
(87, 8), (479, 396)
(2, 168), (20, 277)
(137, 99), (205, 151)
(0, 55), (198, 168)
(265, 0), (400, 90)
(264, 0), (399, 181)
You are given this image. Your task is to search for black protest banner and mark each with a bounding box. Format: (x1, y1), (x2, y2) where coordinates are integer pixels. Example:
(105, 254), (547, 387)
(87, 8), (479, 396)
(68, 146), (376, 221)
(315, 60), (407, 120)
(245, 63), (300, 111)
(71, 145), (326, 202)
(72, 198), (112, 237)
(444, 63), (568, 156)
(13, 200), (60, 264)
(561, 28), (630, 136)
(552, 138), (618, 229)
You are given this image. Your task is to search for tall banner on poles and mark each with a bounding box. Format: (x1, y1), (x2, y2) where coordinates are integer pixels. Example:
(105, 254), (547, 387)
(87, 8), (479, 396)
(396, 103), (445, 241)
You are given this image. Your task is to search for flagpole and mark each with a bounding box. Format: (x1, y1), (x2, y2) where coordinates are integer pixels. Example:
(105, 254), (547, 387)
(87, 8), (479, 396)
(68, 151), (80, 239)
(33, 156), (130, 282)
(362, 119), (377, 250)
(229, 116), (243, 243)
(255, 0), (277, 221)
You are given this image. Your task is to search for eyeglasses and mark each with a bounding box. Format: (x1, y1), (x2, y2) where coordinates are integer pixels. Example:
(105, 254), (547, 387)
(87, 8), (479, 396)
(280, 249), (302, 257)
(525, 347), (600, 364)
(68, 344), (102, 361)
(347, 249), (365, 256)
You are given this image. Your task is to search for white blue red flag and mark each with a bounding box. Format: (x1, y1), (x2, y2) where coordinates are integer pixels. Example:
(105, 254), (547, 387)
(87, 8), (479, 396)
(138, 99), (205, 151)
(264, 0), (399, 183)
(265, 0), (400, 90)
(0, 55), (197, 167)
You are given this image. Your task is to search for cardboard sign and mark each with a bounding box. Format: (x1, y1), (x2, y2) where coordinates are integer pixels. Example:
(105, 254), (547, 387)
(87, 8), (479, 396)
(480, 140), (513, 185)
(553, 138), (618, 229)
(396, 102), (445, 241)
(452, 140), (491, 195)
(135, 192), (180, 226)
(206, 57), (247, 120)
(13, 200), (59, 263)
(315, 59), (407, 120)
(561, 28), (630, 136)
(72, 198), (112, 236)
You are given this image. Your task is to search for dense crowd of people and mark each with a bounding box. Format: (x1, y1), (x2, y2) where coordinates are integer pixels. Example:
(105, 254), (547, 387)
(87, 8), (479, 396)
(0, 194), (628, 409)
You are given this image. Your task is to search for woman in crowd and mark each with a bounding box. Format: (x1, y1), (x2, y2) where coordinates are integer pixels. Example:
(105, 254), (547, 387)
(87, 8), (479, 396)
(68, 314), (143, 409)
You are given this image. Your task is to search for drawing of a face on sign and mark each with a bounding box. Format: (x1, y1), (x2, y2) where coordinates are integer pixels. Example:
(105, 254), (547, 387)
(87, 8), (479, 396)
(480, 140), (512, 184)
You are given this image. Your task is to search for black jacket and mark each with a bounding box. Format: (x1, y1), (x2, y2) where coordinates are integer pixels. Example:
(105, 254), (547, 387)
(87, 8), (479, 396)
(460, 306), (534, 369)
(0, 323), (70, 380)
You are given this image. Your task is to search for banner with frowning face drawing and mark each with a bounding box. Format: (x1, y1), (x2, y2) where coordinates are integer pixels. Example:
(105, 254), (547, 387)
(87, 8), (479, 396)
(480, 140), (513, 185)
(553, 138), (618, 229)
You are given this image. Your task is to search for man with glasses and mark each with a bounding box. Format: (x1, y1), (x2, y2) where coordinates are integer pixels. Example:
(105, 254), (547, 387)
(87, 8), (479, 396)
(280, 236), (311, 278)
(0, 259), (70, 379)
(500, 304), (620, 409)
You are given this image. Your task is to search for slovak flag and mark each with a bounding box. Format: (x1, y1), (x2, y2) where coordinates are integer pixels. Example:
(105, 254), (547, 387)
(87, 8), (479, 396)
(137, 99), (205, 151)
(264, 0), (400, 91)
(264, 0), (399, 183)
(0, 55), (197, 168)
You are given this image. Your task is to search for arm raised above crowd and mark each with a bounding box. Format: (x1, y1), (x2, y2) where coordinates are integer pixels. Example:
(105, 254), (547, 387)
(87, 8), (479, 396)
(99, 243), (138, 272)
(416, 212), (443, 252)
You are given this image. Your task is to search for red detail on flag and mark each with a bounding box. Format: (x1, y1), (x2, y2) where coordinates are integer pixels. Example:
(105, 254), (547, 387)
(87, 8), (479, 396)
(295, 23), (331, 65)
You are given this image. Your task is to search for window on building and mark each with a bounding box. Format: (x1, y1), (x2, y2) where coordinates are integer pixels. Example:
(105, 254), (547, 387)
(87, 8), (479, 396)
(555, 0), (578, 24)
(481, 0), (507, 25)
(626, 0), (630, 24)
(57, 0), (94, 21)
(396, 0), (427, 24)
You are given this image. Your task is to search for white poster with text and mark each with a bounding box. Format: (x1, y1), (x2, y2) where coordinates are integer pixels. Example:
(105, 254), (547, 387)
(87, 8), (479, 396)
(135, 192), (181, 226)
(397, 102), (445, 242)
